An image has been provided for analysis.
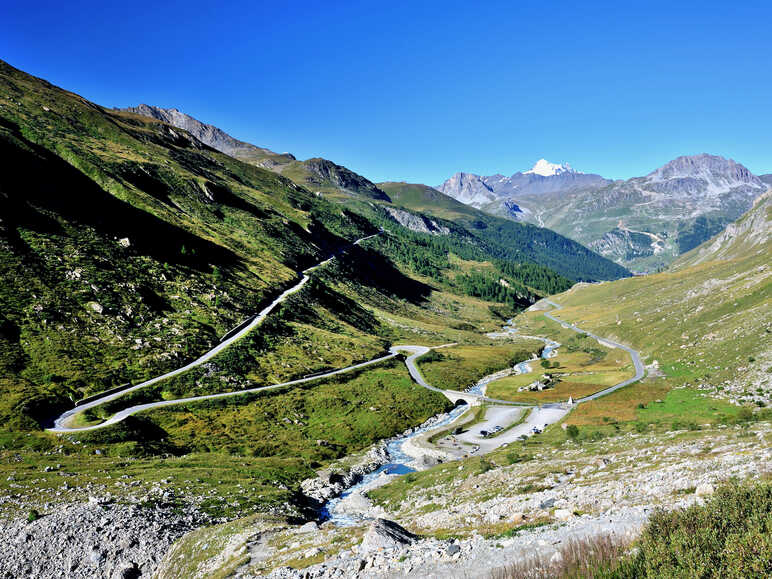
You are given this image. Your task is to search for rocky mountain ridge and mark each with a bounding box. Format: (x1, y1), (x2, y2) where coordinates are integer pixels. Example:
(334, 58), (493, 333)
(121, 105), (296, 168)
(122, 105), (390, 201)
(436, 162), (609, 221)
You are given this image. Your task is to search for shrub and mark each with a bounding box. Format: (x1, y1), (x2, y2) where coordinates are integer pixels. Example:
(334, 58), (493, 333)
(612, 481), (772, 577)
(737, 407), (755, 422)
(27, 509), (39, 522)
(566, 424), (580, 439)
(505, 451), (531, 465)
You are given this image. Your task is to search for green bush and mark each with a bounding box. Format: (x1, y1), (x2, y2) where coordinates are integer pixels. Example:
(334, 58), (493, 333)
(27, 509), (39, 522)
(610, 481), (772, 577)
(566, 424), (580, 439)
(505, 451), (531, 464)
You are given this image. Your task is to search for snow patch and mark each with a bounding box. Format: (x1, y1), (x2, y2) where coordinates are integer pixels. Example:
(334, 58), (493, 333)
(524, 159), (578, 177)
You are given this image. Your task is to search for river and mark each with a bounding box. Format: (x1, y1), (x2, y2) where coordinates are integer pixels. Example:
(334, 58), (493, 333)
(321, 318), (561, 526)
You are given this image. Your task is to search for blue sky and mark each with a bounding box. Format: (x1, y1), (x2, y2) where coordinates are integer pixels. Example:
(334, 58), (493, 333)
(3, 0), (771, 184)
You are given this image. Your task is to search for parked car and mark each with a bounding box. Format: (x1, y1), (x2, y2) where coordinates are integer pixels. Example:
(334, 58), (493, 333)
(479, 430), (489, 437)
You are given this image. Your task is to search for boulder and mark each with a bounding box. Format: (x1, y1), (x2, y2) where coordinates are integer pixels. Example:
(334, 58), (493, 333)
(297, 521), (318, 533)
(539, 498), (556, 510)
(360, 519), (418, 553)
(112, 563), (140, 579)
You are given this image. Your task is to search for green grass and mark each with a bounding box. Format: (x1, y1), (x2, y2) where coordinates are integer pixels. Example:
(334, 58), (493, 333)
(417, 342), (543, 391)
(636, 388), (741, 426)
(0, 361), (451, 520)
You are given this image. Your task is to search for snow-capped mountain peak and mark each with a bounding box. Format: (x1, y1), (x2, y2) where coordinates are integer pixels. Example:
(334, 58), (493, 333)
(524, 159), (577, 177)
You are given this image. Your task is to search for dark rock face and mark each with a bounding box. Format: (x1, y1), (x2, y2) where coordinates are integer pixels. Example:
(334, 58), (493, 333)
(360, 518), (419, 552)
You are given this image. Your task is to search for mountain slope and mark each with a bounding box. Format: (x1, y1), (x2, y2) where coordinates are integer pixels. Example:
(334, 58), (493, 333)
(122, 104), (297, 167)
(673, 189), (771, 267)
(379, 181), (631, 282)
(1, 58), (614, 437)
(123, 104), (390, 201)
(545, 189), (771, 424)
(0, 59), (391, 428)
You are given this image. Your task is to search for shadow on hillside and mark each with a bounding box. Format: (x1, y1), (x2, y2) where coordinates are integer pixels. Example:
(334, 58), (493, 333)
(328, 245), (433, 306)
(0, 118), (243, 273)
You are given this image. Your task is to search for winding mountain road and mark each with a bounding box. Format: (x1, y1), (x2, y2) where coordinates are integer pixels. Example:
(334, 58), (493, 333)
(392, 345), (547, 407)
(540, 299), (645, 402)
(48, 233), (381, 433)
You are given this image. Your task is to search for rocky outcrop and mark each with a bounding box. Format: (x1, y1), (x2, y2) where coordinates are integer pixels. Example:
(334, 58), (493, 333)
(303, 158), (390, 201)
(589, 228), (659, 261)
(360, 519), (419, 553)
(301, 445), (389, 503)
(434, 172), (497, 207)
(383, 207), (450, 235)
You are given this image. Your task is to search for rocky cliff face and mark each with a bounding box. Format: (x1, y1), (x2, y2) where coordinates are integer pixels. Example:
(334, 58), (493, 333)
(589, 227), (663, 261)
(434, 172), (497, 207)
(384, 207), (450, 235)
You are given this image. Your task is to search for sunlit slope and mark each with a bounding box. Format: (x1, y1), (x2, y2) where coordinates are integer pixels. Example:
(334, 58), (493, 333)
(548, 191), (771, 406)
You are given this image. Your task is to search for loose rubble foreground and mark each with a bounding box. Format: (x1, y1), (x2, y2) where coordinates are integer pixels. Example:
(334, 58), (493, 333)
(0, 498), (205, 579)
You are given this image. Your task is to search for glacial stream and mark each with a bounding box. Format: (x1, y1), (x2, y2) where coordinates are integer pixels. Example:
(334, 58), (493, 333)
(321, 318), (561, 526)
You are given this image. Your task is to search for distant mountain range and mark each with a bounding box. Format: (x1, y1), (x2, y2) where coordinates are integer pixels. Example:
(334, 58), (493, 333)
(436, 155), (769, 271)
(435, 160), (609, 217)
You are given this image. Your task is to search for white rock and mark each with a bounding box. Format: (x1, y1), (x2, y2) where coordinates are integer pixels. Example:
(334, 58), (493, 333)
(695, 483), (715, 497)
(554, 509), (574, 521)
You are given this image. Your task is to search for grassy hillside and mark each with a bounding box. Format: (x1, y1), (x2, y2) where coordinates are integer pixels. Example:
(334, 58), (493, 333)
(0, 58), (390, 429)
(533, 190), (771, 429)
